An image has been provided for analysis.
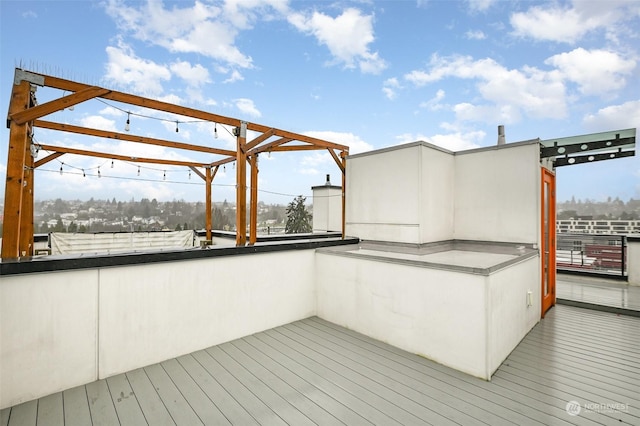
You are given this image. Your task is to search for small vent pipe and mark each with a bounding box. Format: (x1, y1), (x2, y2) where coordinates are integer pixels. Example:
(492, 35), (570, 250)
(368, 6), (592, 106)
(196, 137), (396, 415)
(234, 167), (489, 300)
(497, 125), (506, 145)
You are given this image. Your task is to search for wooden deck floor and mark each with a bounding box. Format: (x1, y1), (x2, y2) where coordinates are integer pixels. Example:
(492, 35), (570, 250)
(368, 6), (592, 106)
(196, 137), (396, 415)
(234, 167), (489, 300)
(2, 304), (639, 425)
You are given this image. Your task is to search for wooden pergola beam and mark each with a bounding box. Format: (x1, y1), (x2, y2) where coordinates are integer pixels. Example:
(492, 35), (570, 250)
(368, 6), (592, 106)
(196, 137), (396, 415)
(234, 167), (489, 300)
(245, 128), (275, 152)
(1, 79), (32, 259)
(35, 120), (236, 157)
(34, 152), (64, 168)
(38, 144), (210, 168)
(11, 87), (110, 125)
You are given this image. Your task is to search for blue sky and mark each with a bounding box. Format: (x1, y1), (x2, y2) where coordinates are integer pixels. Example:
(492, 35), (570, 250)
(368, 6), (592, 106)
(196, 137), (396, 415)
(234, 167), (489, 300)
(1, 0), (639, 205)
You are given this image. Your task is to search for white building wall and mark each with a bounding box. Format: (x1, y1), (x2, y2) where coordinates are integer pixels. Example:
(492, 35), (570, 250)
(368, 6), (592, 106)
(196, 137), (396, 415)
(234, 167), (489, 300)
(420, 145), (455, 242)
(315, 253), (489, 378)
(346, 144), (422, 243)
(0, 270), (98, 409)
(454, 143), (540, 244)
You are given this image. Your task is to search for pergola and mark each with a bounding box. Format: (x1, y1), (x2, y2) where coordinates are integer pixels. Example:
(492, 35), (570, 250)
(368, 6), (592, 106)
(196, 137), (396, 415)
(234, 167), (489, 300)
(2, 68), (349, 259)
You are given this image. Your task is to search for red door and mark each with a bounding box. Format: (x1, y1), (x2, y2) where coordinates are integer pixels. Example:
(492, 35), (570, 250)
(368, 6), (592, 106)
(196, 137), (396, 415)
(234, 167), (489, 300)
(541, 168), (556, 317)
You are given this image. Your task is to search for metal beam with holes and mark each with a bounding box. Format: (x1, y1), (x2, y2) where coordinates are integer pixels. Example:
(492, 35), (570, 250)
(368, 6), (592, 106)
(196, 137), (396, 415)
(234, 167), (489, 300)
(540, 128), (636, 167)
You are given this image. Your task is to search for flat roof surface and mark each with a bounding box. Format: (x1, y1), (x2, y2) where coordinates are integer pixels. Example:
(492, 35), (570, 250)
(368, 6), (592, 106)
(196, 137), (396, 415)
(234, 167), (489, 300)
(3, 305), (638, 425)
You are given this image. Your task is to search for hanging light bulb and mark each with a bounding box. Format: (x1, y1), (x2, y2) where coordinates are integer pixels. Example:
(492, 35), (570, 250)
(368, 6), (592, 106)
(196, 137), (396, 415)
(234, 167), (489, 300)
(214, 123), (218, 139)
(137, 166), (140, 176)
(68, 105), (74, 111)
(232, 161), (235, 170)
(223, 164), (226, 172)
(98, 168), (101, 178)
(163, 170), (166, 180)
(60, 164), (63, 175)
(82, 169), (86, 178)
(268, 151), (271, 159)
(188, 169), (191, 180)
(125, 112), (130, 132)
(111, 159), (114, 168)
(175, 121), (179, 133)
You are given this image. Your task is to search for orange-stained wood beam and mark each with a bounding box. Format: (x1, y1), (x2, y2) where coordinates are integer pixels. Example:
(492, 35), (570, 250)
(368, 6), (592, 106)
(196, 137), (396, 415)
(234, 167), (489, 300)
(34, 152), (64, 168)
(35, 120), (236, 157)
(189, 166), (206, 181)
(25, 70), (348, 153)
(341, 151), (347, 239)
(1, 79), (31, 259)
(236, 122), (247, 246)
(249, 155), (258, 245)
(267, 145), (323, 152)
(205, 166), (212, 241)
(248, 137), (292, 155)
(11, 87), (110, 125)
(20, 142), (34, 256)
(38, 144), (210, 168)
(328, 148), (346, 172)
(244, 128), (275, 152)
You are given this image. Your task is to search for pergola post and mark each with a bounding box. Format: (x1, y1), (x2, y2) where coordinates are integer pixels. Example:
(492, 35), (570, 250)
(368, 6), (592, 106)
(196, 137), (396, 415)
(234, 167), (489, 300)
(20, 140), (35, 256)
(1, 79), (32, 259)
(235, 121), (248, 246)
(341, 151), (347, 240)
(249, 154), (258, 245)
(205, 166), (212, 241)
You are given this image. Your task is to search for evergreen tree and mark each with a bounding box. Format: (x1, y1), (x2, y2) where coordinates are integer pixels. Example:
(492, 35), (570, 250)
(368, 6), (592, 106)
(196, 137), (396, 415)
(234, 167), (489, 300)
(285, 196), (312, 234)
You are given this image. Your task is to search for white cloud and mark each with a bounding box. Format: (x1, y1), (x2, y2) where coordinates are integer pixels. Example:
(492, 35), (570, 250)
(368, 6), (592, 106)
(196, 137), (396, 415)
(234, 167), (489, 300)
(583, 100), (640, 131)
(404, 55), (567, 122)
(104, 40), (171, 96)
(104, 0), (254, 70)
(99, 106), (124, 117)
(170, 61), (211, 87)
(468, 0), (497, 12)
(22, 10), (37, 19)
(288, 8), (386, 74)
(383, 77), (401, 100)
(465, 30), (486, 40)
(234, 98), (261, 118)
(394, 130), (485, 152)
(303, 131), (373, 155)
(510, 1), (640, 44)
(79, 116), (117, 132)
(545, 48), (636, 96)
(419, 89), (446, 111)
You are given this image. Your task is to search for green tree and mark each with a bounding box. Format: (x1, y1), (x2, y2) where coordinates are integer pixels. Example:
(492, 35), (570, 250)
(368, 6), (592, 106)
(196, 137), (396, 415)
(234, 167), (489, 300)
(285, 196), (312, 234)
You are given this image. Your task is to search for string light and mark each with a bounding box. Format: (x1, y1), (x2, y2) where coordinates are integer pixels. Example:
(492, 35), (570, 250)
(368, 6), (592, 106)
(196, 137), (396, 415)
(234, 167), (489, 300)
(268, 151), (271, 159)
(214, 123), (218, 139)
(111, 159), (114, 168)
(125, 112), (130, 132)
(82, 169), (86, 178)
(137, 166), (140, 176)
(188, 169), (191, 180)
(232, 161), (235, 170)
(223, 164), (226, 172)
(98, 168), (101, 178)
(175, 121), (179, 133)
(163, 170), (166, 180)
(59, 164), (63, 175)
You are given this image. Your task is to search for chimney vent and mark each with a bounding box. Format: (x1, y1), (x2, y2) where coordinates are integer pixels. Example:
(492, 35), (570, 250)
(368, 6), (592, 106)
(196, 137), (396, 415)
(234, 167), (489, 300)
(497, 125), (506, 145)
(325, 174), (331, 185)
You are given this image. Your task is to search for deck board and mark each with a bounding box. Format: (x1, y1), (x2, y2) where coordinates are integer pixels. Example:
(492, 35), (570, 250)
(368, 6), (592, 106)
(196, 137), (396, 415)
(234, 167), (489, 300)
(36, 393), (64, 426)
(62, 386), (91, 426)
(105, 374), (147, 426)
(3, 304), (639, 425)
(85, 380), (118, 426)
(6, 400), (36, 426)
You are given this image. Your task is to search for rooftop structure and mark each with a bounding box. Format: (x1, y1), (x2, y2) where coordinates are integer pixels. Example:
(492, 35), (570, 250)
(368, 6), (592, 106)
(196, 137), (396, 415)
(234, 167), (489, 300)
(1, 68), (638, 424)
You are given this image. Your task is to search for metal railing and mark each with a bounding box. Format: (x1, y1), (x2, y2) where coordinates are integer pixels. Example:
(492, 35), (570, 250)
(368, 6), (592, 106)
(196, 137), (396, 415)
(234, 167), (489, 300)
(556, 233), (627, 277)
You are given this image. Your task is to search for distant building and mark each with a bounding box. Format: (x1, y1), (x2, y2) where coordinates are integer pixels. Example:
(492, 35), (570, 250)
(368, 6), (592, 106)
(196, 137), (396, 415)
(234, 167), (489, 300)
(557, 219), (640, 234)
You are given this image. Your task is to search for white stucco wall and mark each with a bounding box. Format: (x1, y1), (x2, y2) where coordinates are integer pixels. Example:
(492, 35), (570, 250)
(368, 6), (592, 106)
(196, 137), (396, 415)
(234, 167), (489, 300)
(0, 270), (98, 409)
(316, 251), (540, 380)
(346, 144), (422, 243)
(312, 186), (342, 232)
(454, 143), (540, 244)
(316, 252), (489, 378)
(98, 250), (316, 378)
(0, 249), (317, 409)
(487, 256), (540, 374)
(420, 145), (455, 243)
